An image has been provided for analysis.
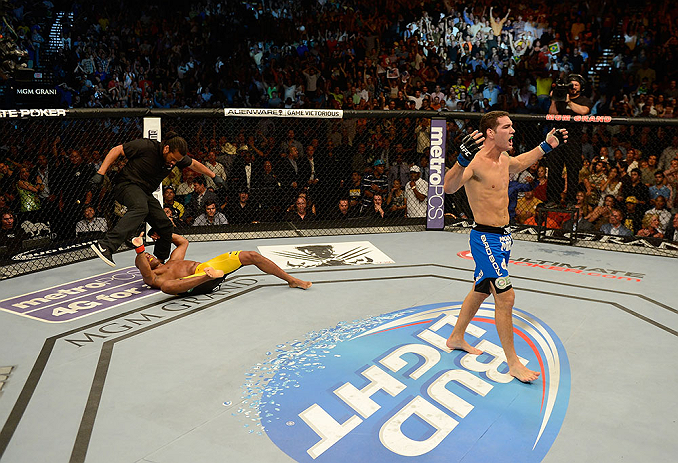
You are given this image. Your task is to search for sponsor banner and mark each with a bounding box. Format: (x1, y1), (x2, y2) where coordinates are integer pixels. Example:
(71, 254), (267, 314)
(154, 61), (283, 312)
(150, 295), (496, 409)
(248, 302), (570, 462)
(224, 108), (343, 118)
(545, 114), (612, 123)
(457, 250), (644, 281)
(0, 267), (157, 323)
(257, 241), (394, 269)
(447, 220), (678, 253)
(427, 118), (446, 230)
(0, 109), (67, 119)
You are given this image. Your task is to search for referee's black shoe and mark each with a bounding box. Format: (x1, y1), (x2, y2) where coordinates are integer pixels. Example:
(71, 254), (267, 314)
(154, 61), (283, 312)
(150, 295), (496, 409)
(91, 242), (115, 267)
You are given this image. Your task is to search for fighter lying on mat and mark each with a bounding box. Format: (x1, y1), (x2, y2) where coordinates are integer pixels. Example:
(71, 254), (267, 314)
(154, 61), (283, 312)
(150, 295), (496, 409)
(132, 232), (312, 295)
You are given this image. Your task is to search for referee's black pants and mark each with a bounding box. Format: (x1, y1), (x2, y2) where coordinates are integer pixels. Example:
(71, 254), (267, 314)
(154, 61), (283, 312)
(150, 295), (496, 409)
(100, 183), (173, 260)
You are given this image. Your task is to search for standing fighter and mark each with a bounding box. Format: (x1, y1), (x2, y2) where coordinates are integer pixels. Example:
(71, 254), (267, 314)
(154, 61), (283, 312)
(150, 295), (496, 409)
(131, 232), (311, 295)
(444, 111), (567, 382)
(90, 133), (224, 267)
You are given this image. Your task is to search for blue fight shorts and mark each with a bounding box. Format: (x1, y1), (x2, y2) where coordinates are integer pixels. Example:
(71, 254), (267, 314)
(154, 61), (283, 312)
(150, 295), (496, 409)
(469, 223), (513, 294)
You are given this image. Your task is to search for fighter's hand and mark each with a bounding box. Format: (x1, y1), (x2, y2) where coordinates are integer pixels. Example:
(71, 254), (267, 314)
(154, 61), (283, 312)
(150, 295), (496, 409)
(213, 175), (225, 188)
(131, 232), (144, 248)
(457, 130), (484, 168)
(546, 128), (568, 149)
(90, 172), (104, 185)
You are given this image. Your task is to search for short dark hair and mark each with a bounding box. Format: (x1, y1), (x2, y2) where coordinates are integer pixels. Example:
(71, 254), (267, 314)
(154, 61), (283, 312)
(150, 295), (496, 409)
(479, 111), (510, 137)
(163, 131), (188, 156)
(193, 176), (206, 186)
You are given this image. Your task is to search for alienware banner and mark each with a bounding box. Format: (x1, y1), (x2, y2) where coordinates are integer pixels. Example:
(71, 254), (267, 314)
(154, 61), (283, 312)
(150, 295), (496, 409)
(427, 118), (446, 230)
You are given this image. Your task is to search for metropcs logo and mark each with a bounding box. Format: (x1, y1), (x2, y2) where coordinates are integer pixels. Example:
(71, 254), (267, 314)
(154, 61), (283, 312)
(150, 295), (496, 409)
(260, 302), (570, 462)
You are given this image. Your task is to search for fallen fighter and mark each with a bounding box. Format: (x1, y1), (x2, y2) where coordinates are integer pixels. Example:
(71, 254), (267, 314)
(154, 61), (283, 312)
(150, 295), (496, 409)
(132, 232), (312, 295)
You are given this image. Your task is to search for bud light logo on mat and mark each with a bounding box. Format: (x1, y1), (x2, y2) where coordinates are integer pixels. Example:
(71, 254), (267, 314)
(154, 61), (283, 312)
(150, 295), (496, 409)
(258, 302), (570, 463)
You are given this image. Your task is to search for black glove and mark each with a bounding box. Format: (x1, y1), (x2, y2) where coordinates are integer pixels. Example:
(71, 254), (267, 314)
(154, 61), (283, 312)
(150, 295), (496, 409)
(457, 134), (482, 167)
(90, 172), (104, 185)
(213, 175), (225, 188)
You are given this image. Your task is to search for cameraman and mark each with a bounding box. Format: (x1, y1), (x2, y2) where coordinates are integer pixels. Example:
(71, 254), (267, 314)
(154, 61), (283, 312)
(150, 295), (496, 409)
(547, 74), (592, 206)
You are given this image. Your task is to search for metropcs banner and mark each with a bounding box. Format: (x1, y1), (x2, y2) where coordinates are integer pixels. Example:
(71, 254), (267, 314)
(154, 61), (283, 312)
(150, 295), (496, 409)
(426, 118), (446, 230)
(253, 302), (570, 462)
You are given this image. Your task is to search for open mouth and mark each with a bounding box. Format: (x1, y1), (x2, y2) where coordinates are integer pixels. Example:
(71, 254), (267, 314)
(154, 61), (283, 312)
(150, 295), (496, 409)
(508, 136), (514, 146)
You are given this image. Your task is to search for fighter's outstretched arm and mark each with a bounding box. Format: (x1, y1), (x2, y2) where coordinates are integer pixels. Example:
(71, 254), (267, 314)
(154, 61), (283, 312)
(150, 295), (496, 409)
(509, 128), (568, 174)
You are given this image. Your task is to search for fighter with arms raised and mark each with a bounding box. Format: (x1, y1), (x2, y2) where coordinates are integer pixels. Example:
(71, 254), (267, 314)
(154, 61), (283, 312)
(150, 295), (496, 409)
(444, 111), (567, 382)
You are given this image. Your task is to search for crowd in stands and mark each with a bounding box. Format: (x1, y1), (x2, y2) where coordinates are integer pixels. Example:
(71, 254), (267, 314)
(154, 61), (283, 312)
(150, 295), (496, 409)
(2, 0), (678, 115)
(2, 0), (678, 259)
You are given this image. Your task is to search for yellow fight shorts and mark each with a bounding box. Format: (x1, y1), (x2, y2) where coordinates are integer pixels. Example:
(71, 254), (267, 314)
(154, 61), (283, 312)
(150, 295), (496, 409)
(178, 251), (242, 296)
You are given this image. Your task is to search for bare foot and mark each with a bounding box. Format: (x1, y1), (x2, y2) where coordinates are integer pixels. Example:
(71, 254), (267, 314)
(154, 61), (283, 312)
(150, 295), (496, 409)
(446, 336), (483, 355)
(203, 267), (224, 279)
(289, 278), (312, 290)
(509, 362), (540, 383)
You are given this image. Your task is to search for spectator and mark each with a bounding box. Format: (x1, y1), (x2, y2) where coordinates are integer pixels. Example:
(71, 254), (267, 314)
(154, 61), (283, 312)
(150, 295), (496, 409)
(649, 172), (673, 206)
(227, 190), (257, 224)
(16, 166), (43, 218)
(598, 166), (623, 205)
(621, 168), (650, 212)
(204, 150), (227, 191)
(636, 214), (664, 239)
(285, 195), (314, 222)
(367, 194), (386, 219)
(640, 155), (660, 186)
(516, 189), (543, 225)
(584, 160), (607, 207)
(163, 185), (185, 222)
(75, 205), (108, 237)
(193, 202), (228, 226)
(585, 194), (616, 230)
(600, 208), (633, 237)
(0, 210), (26, 258)
(643, 196), (672, 233)
(508, 178), (536, 225)
(184, 176), (218, 225)
(386, 179), (407, 218)
(405, 165), (427, 218)
(361, 160), (389, 212)
(331, 198), (358, 220)
(623, 196), (644, 234)
(663, 213), (678, 242)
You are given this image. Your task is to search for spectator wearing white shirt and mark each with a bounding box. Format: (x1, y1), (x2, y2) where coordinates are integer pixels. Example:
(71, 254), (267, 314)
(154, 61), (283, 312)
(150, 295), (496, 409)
(405, 165), (428, 217)
(76, 206), (108, 237)
(204, 150), (226, 191)
(193, 202), (228, 226)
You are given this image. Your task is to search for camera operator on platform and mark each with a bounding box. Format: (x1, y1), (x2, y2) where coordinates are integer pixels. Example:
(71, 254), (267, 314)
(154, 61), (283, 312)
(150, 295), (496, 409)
(547, 74), (592, 206)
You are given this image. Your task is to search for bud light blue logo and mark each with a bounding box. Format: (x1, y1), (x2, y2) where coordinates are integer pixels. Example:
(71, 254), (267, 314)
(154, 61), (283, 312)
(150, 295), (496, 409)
(254, 302), (570, 462)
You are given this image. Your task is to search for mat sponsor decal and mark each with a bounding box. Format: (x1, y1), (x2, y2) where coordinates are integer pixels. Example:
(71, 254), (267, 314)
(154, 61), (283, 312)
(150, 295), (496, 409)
(240, 302), (570, 462)
(258, 241), (394, 269)
(0, 267), (156, 323)
(457, 250), (644, 282)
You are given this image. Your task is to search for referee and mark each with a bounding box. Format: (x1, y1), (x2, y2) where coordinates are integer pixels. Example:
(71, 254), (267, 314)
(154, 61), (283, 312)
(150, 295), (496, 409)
(90, 132), (224, 266)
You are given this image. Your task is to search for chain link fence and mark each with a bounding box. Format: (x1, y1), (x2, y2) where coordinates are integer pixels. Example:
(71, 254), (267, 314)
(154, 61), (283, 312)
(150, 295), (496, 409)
(1, 109), (676, 279)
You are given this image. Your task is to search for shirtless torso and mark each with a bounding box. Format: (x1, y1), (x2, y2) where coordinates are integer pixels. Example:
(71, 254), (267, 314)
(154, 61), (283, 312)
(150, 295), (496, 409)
(145, 256), (200, 289)
(464, 151), (511, 226)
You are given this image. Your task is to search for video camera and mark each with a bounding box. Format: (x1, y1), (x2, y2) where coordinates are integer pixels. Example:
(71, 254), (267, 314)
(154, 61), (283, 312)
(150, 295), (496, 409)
(551, 73), (586, 102)
(551, 80), (574, 102)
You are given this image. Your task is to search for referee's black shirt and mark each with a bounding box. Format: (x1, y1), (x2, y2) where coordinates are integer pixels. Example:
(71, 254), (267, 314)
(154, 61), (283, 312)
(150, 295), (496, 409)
(115, 139), (192, 194)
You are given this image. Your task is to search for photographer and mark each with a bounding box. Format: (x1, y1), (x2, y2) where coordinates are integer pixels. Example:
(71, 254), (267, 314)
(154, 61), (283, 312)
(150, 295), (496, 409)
(547, 74), (592, 206)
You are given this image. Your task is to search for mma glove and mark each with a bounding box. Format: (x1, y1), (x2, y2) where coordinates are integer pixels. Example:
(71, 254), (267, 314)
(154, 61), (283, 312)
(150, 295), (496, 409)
(457, 134), (482, 168)
(213, 175), (226, 188)
(539, 129), (567, 155)
(90, 172), (104, 185)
